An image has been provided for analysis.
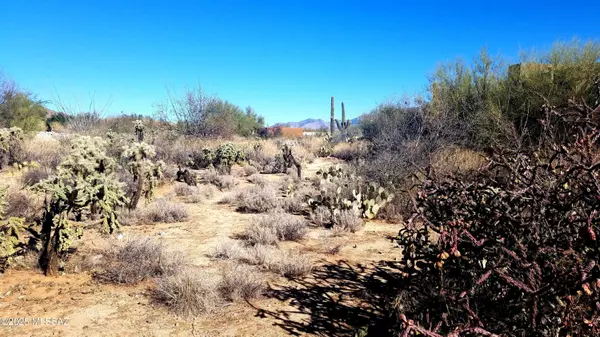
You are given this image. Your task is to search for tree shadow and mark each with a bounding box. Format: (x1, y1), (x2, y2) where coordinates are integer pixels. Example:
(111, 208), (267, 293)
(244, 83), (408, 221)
(253, 259), (403, 336)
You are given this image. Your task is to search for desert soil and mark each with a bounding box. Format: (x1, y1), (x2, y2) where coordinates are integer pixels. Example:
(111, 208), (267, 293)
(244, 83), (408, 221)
(0, 158), (403, 337)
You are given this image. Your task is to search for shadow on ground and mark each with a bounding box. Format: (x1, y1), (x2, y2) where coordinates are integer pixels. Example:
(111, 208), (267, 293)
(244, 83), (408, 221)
(253, 259), (403, 336)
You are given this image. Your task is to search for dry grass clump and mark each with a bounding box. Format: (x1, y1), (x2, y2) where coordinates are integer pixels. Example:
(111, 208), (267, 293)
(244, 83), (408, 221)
(331, 141), (368, 161)
(267, 250), (313, 278)
(142, 199), (189, 223)
(23, 138), (68, 168)
(152, 269), (221, 317)
(218, 264), (265, 301)
(94, 237), (184, 284)
(245, 212), (308, 245)
(233, 185), (279, 213)
(240, 244), (276, 266)
(243, 165), (258, 176)
(310, 206), (332, 227)
(320, 234), (345, 255)
(333, 209), (364, 233)
(431, 147), (487, 175)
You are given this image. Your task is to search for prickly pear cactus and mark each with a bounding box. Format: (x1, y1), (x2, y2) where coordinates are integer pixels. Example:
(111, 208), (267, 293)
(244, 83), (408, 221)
(310, 166), (394, 220)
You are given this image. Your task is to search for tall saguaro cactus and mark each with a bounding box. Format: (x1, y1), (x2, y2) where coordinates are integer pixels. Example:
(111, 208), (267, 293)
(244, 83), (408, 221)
(335, 101), (351, 131)
(330, 96), (335, 135)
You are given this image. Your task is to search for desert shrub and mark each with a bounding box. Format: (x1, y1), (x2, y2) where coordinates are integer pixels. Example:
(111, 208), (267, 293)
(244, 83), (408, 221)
(143, 199), (189, 223)
(267, 250), (312, 278)
(244, 221), (279, 246)
(174, 183), (197, 196)
(279, 194), (305, 214)
(20, 165), (53, 187)
(212, 240), (247, 260)
(392, 105), (600, 336)
(119, 208), (142, 226)
(181, 185), (213, 204)
(95, 237), (183, 284)
(4, 188), (40, 221)
(247, 173), (269, 187)
(310, 206), (332, 227)
(243, 165), (258, 176)
(332, 209), (364, 233)
(201, 169), (238, 190)
(233, 186), (278, 213)
(251, 212), (308, 242)
(240, 244), (275, 266)
(152, 269), (221, 317)
(218, 264), (265, 301)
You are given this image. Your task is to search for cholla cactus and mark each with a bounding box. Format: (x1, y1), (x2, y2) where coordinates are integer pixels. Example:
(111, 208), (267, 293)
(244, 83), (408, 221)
(32, 136), (128, 276)
(0, 127), (24, 169)
(122, 142), (163, 209)
(215, 142), (245, 174)
(0, 188), (26, 269)
(133, 119), (145, 142)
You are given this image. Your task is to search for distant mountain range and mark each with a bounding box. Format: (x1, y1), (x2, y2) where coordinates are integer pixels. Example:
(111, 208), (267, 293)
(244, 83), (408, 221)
(273, 116), (362, 130)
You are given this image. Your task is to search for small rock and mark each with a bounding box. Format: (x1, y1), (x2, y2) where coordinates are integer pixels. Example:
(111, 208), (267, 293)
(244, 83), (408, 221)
(158, 231), (167, 236)
(117, 234), (124, 240)
(80, 288), (92, 294)
(18, 296), (25, 300)
(71, 295), (84, 301)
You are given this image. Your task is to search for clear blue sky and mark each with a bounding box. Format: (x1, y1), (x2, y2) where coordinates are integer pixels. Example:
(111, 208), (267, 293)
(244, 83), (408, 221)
(1, 1), (598, 125)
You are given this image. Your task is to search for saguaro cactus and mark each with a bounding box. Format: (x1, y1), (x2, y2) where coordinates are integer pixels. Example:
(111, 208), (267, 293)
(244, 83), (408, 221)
(330, 96), (335, 136)
(335, 102), (351, 131)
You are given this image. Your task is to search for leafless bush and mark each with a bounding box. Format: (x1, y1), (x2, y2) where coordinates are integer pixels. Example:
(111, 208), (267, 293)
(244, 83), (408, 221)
(333, 209), (364, 233)
(310, 206), (332, 227)
(95, 237), (184, 284)
(152, 269), (221, 317)
(218, 264), (265, 301)
(233, 186), (278, 213)
(23, 139), (67, 168)
(142, 199), (189, 223)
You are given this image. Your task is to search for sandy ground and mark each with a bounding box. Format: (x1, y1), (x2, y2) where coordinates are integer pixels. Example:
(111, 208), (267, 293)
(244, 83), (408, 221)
(0, 158), (403, 336)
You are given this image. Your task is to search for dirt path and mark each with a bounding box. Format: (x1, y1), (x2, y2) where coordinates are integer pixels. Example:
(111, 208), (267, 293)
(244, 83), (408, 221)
(0, 158), (403, 336)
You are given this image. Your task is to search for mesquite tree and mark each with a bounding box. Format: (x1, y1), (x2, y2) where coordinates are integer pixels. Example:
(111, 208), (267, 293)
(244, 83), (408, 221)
(122, 142), (163, 209)
(32, 136), (127, 276)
